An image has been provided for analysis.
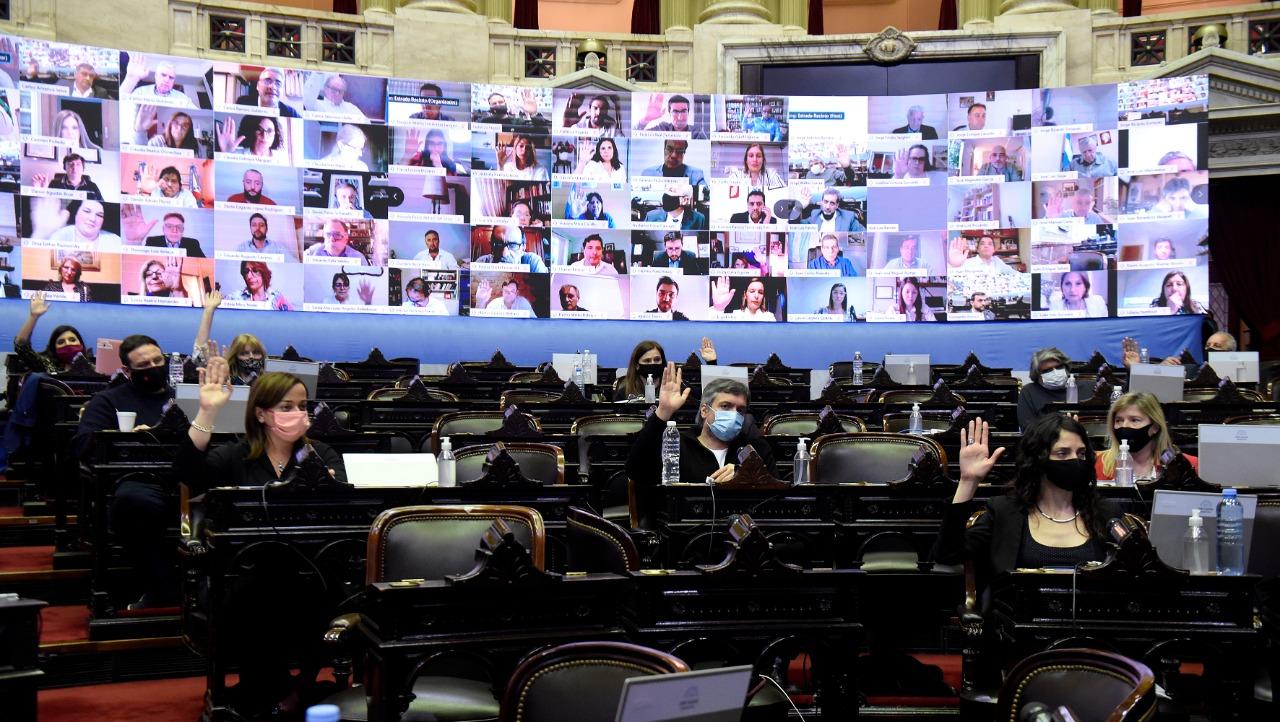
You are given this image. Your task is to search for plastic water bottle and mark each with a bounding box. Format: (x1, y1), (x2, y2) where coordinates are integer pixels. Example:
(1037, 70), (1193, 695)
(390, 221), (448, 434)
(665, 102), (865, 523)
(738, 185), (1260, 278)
(1216, 488), (1245, 575)
(581, 348), (592, 385)
(1183, 508), (1209, 574)
(437, 436), (456, 488)
(907, 403), (924, 435)
(907, 361), (918, 385)
(793, 437), (811, 485)
(1064, 374), (1078, 403)
(305, 705), (341, 722)
(1139, 347), (1150, 364)
(643, 374), (656, 403)
(573, 359), (585, 388)
(1113, 439), (1134, 487)
(661, 420), (681, 485)
(168, 352), (184, 387)
(852, 351), (864, 385)
(1110, 384), (1124, 404)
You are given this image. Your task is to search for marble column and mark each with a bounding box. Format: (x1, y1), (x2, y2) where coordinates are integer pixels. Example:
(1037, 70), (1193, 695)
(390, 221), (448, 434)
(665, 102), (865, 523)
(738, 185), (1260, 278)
(1083, 0), (1119, 16)
(997, 0), (1078, 15)
(776, 0), (808, 32)
(400, 0), (479, 11)
(662, 0), (695, 31)
(359, 0), (397, 13)
(698, 0), (772, 25)
(482, 0), (512, 23)
(959, 0), (994, 26)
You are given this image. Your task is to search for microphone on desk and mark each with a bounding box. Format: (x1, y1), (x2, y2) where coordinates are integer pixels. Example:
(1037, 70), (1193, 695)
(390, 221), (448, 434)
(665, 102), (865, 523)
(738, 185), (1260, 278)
(1107, 516), (1132, 544)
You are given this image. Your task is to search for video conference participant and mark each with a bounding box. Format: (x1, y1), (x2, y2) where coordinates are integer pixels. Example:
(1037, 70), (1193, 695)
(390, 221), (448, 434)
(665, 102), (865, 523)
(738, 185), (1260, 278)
(31, 153), (104, 199)
(1150, 177), (1205, 218)
(217, 115), (288, 161)
(968, 292), (995, 321)
(949, 235), (1017, 275)
(712, 276), (775, 321)
(322, 272), (373, 306)
(1016, 347), (1094, 431)
(120, 56), (197, 108)
(303, 220), (368, 264)
(308, 74), (368, 120)
(644, 190), (707, 231)
(576, 137), (626, 182)
(1095, 392), (1197, 482)
(507, 199), (546, 228)
(136, 165), (204, 207)
(1047, 271), (1106, 317)
(409, 84), (452, 121)
(743, 105), (783, 142)
(650, 232), (700, 270)
(235, 67), (299, 117)
(234, 213), (294, 258)
(882, 234), (927, 271)
(317, 124), (371, 172)
(1149, 270), (1205, 315)
(1065, 136), (1116, 177)
(475, 89), (551, 133)
(557, 284), (587, 313)
(329, 180), (372, 219)
(570, 95), (623, 136)
(635, 94), (707, 139)
(728, 190), (775, 224)
(1044, 186), (1110, 224)
(626, 371), (774, 487)
(49, 110), (103, 152)
(475, 277), (534, 312)
(568, 233), (618, 275)
(40, 258), (93, 303)
(895, 277), (936, 322)
(648, 275), (688, 320)
(473, 225), (548, 273)
(496, 133), (549, 180)
(893, 144), (933, 179)
(803, 189), (864, 232)
(807, 233), (857, 276)
(413, 229), (459, 269)
(45, 199), (121, 248)
(69, 62), (110, 99)
(932, 416), (1120, 581)
(639, 140), (706, 188)
(816, 282), (858, 321)
(135, 258), (187, 298)
(975, 145), (1022, 181)
(226, 169), (275, 205)
(231, 260), (293, 310)
(725, 143), (785, 191)
(74, 336), (182, 608)
(403, 277), (446, 313)
(133, 106), (202, 155)
(574, 192), (617, 227)
(142, 212), (205, 257)
(399, 128), (467, 173)
(893, 105), (939, 139)
(12, 292), (89, 373)
(179, 366), (345, 715)
(953, 102), (986, 132)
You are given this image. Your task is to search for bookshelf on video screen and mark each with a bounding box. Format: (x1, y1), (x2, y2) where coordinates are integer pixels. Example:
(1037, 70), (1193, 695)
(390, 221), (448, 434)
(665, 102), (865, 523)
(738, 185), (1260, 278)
(0, 36), (1211, 324)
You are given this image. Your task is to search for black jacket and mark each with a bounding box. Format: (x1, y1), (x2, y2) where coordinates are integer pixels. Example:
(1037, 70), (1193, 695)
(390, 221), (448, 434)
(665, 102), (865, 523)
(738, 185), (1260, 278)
(145, 236), (206, 258)
(73, 382), (171, 460)
(625, 412), (774, 487)
(176, 437), (346, 495)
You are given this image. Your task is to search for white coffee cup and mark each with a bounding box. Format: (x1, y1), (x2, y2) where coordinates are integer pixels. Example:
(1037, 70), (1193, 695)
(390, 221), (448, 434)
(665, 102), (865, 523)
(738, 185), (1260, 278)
(116, 411), (137, 432)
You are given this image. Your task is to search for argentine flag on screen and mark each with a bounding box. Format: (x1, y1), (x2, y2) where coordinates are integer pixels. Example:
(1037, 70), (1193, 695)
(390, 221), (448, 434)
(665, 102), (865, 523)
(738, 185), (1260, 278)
(1061, 133), (1073, 171)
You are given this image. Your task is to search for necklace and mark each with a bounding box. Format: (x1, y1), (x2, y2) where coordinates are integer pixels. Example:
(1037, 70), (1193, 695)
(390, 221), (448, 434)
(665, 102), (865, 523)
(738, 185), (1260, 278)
(1036, 506), (1079, 524)
(267, 453), (288, 473)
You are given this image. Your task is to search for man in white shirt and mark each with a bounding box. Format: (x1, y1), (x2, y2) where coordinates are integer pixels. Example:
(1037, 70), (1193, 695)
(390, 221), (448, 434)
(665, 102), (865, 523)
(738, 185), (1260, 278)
(480, 278), (535, 312)
(882, 234), (927, 270)
(568, 234), (618, 275)
(953, 234), (1017, 275)
(309, 74), (368, 120)
(122, 56), (196, 109)
(412, 229), (459, 269)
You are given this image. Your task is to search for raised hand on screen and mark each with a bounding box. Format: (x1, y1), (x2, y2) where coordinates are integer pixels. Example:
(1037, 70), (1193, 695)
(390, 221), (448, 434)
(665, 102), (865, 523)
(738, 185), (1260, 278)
(711, 275), (736, 311)
(357, 279), (374, 305)
(120, 204), (157, 244)
(474, 278), (493, 308)
(216, 117), (245, 153)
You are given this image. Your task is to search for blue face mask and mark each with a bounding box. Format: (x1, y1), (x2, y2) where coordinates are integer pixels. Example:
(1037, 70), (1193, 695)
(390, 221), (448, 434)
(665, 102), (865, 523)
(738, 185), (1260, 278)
(705, 408), (743, 442)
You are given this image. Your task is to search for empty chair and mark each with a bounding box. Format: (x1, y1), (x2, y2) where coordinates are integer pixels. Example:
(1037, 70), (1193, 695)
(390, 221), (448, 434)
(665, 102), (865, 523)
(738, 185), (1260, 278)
(453, 442), (565, 485)
(879, 389), (966, 406)
(367, 385), (459, 402)
(431, 410), (542, 454)
(565, 506), (640, 573)
(762, 412), (866, 435)
(811, 432), (947, 484)
(996, 648), (1155, 722)
(499, 389), (563, 408)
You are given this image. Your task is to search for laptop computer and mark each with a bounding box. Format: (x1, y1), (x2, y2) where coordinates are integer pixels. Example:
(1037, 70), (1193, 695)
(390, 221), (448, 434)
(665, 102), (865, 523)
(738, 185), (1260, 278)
(344, 453), (437, 487)
(1127, 362), (1185, 402)
(1198, 423), (1280, 489)
(266, 359), (321, 397)
(1149, 489), (1257, 571)
(883, 354), (930, 385)
(614, 665), (753, 722)
(1207, 352), (1260, 384)
(174, 383), (251, 433)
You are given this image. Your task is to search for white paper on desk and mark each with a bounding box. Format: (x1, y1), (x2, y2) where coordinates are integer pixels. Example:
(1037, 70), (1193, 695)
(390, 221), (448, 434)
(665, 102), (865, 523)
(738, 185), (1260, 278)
(700, 365), (748, 395)
(344, 453), (437, 487)
(419, 363), (450, 377)
(551, 353), (598, 385)
(809, 370), (831, 400)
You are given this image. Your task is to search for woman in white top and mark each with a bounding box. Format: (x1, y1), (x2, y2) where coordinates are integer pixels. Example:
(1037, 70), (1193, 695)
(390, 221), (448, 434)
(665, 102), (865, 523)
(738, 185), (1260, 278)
(725, 143), (786, 192)
(48, 200), (122, 250)
(576, 137), (626, 183)
(712, 276), (775, 321)
(497, 133), (549, 180)
(895, 276), (936, 322)
(1047, 271), (1107, 317)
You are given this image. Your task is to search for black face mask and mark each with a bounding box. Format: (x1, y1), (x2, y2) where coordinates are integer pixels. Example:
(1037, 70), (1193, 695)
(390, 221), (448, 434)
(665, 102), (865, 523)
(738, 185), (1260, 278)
(661, 194), (681, 212)
(1114, 424), (1155, 454)
(129, 365), (169, 394)
(636, 362), (665, 381)
(1043, 458), (1094, 494)
(238, 358), (265, 378)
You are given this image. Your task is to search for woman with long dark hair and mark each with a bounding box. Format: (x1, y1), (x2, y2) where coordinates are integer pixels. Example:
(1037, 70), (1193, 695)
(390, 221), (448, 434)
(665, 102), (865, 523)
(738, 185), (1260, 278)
(13, 292), (89, 372)
(1149, 270), (1206, 314)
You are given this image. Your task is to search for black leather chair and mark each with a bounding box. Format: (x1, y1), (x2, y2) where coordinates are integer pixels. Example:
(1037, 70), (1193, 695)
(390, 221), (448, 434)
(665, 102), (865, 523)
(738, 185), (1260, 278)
(879, 388), (966, 406)
(498, 641), (689, 722)
(367, 386), (460, 402)
(881, 411), (952, 433)
(761, 412), (866, 435)
(431, 410), (542, 455)
(565, 506), (639, 573)
(571, 414), (645, 519)
(454, 442), (565, 486)
(857, 531), (923, 572)
(499, 389), (562, 408)
(810, 432), (947, 484)
(324, 505), (546, 722)
(996, 647), (1156, 722)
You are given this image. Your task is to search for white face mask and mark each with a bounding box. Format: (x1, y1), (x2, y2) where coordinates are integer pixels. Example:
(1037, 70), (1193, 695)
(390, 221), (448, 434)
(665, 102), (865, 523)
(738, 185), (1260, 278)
(1039, 367), (1068, 390)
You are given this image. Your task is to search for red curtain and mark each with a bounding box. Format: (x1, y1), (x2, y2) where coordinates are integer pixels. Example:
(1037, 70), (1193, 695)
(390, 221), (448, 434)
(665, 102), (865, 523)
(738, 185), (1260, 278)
(1123, 0), (1142, 17)
(808, 0), (824, 35)
(1209, 177), (1280, 355)
(514, 0), (539, 29)
(631, 0), (660, 34)
(332, 0), (356, 13)
(938, 1), (958, 31)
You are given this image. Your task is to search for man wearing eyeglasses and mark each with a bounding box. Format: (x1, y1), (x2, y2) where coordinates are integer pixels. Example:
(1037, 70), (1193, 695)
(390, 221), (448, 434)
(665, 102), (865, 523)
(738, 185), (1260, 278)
(143, 212), (206, 257)
(235, 67), (299, 118)
(303, 219), (369, 264)
(891, 105), (939, 140)
(308, 73), (368, 121)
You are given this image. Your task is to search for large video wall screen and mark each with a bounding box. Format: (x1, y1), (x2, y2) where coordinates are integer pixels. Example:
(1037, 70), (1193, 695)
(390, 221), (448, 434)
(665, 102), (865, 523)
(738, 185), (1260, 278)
(0, 38), (1210, 324)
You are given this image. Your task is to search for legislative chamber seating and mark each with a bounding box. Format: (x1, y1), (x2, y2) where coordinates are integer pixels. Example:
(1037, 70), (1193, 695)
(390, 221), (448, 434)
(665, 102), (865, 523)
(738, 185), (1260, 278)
(5, 345), (1278, 720)
(996, 648), (1156, 722)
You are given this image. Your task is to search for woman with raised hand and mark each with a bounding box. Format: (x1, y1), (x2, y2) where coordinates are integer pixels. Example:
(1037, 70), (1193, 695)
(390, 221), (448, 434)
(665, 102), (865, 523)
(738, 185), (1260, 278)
(13, 291), (89, 373)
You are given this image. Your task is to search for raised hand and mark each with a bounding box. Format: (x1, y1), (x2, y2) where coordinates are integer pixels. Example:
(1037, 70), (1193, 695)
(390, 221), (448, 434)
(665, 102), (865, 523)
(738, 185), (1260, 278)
(1043, 189), (1064, 219)
(125, 54), (150, 82)
(216, 117), (244, 153)
(31, 172), (49, 188)
(29, 197), (69, 240)
(357, 279), (374, 305)
(120, 204), (157, 244)
(892, 147), (910, 178)
(836, 144), (852, 169)
(711, 275), (735, 311)
(134, 104), (159, 134)
(400, 128), (423, 165)
(957, 419), (1005, 495)
(518, 88), (539, 118)
(640, 92), (665, 126)
(203, 290), (222, 311)
(656, 362), (690, 422)
(474, 278), (493, 308)
(1121, 336), (1140, 368)
(947, 235), (970, 268)
(163, 257), (182, 291)
(29, 292), (49, 317)
(136, 163), (160, 195)
(197, 356), (233, 412)
(700, 336), (717, 364)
